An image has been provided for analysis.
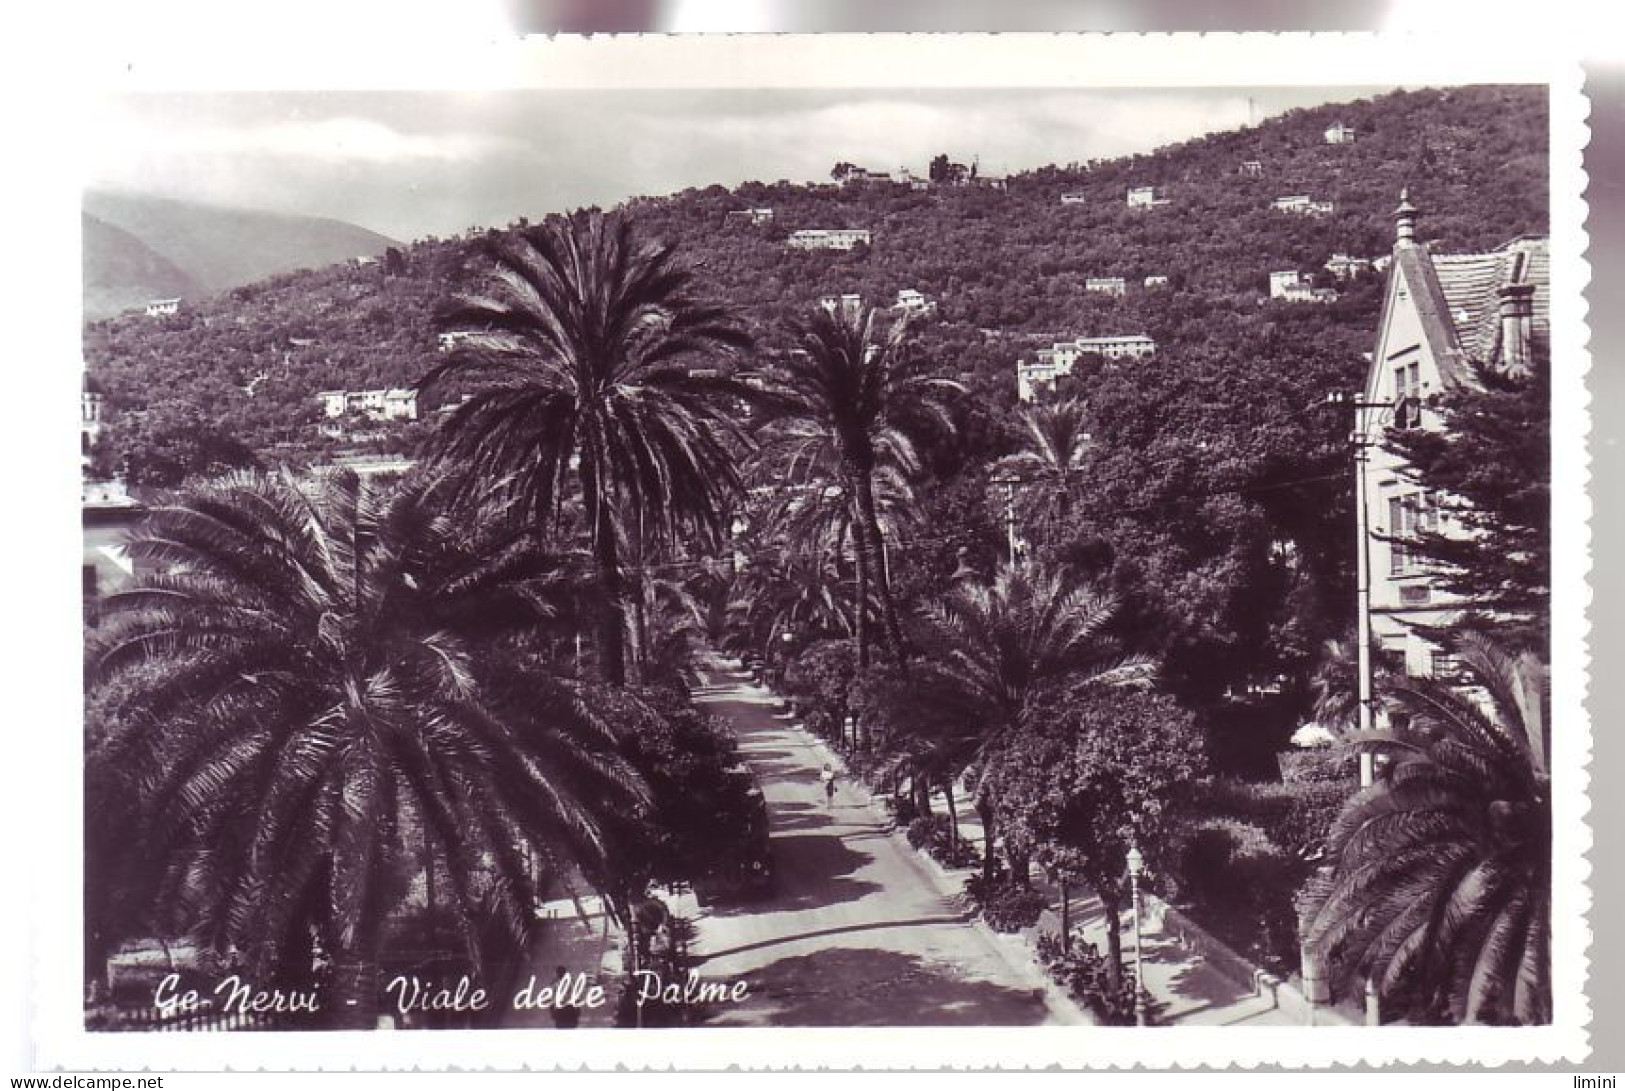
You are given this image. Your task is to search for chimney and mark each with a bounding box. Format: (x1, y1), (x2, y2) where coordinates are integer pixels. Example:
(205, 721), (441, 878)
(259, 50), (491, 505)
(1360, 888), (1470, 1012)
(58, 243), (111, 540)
(1393, 188), (1419, 247)
(1497, 281), (1536, 374)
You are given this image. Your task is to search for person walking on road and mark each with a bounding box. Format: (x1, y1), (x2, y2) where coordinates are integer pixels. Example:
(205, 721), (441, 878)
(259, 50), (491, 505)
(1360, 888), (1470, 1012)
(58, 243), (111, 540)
(820, 763), (837, 807)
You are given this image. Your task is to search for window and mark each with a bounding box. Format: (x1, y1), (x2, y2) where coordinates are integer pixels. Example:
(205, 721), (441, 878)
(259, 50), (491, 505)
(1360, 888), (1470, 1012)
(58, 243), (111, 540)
(1388, 492), (1434, 575)
(1430, 650), (1465, 681)
(1393, 361), (1422, 428)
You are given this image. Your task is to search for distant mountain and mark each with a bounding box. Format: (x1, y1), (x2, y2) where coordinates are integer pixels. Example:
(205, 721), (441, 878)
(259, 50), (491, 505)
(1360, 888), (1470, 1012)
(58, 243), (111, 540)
(82, 192), (399, 312)
(82, 213), (202, 321)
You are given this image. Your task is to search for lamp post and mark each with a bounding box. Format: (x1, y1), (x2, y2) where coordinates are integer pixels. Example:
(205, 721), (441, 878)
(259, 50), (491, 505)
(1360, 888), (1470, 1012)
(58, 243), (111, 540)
(1126, 844), (1148, 1027)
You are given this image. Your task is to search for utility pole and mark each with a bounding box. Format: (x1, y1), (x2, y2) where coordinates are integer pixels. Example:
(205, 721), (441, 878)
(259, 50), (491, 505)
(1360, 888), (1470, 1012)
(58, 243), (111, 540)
(1329, 391), (1393, 788)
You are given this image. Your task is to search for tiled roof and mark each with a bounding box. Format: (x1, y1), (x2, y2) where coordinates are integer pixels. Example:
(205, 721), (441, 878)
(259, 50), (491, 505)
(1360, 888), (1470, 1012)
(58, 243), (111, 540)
(1437, 238), (1550, 365)
(1392, 236), (1549, 386)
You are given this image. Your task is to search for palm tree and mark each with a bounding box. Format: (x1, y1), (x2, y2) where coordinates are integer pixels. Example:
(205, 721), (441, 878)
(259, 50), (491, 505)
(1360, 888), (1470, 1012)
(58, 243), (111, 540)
(422, 211), (752, 686)
(752, 303), (960, 671)
(87, 469), (648, 1026)
(991, 397), (1093, 545)
(878, 561), (1152, 880)
(1301, 633), (1551, 1024)
(728, 552), (858, 657)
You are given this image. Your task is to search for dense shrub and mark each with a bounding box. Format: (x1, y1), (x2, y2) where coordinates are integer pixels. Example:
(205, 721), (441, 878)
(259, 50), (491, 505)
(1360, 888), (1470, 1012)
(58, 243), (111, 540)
(964, 875), (1046, 933)
(1035, 931), (1153, 1025)
(905, 814), (982, 870)
(1174, 818), (1302, 976)
(1276, 746), (1360, 785)
(885, 793), (920, 827)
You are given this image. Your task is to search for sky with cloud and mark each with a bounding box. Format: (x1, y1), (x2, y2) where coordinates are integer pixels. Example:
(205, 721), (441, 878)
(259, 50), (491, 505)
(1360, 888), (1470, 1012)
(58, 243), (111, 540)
(84, 86), (1395, 242)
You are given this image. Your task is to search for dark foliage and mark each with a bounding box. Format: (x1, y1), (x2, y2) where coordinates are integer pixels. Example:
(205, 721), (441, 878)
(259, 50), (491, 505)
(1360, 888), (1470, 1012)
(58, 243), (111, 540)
(964, 875), (1046, 933)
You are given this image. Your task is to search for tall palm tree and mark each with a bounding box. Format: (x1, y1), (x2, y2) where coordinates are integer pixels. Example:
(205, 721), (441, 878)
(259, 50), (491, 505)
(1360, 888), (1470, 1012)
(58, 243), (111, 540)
(87, 469), (648, 1026)
(878, 561), (1152, 879)
(753, 303), (960, 670)
(1301, 633), (1551, 1024)
(422, 211), (752, 686)
(990, 397), (1093, 545)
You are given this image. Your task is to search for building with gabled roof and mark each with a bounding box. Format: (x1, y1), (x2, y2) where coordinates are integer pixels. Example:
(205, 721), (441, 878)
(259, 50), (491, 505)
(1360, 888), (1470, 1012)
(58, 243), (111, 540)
(1358, 191), (1548, 677)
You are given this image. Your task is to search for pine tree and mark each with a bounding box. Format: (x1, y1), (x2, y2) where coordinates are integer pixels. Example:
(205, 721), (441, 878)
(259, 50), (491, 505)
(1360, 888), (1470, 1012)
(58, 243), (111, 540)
(1384, 351), (1549, 652)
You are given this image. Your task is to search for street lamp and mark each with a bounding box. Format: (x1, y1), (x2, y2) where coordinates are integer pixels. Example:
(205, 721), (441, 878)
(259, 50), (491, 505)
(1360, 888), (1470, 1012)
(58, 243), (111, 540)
(1126, 844), (1148, 1027)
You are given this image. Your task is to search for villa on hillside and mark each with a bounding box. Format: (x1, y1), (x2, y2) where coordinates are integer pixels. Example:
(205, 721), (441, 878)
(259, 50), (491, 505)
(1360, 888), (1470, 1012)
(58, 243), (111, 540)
(144, 298), (181, 318)
(1358, 192), (1548, 678)
(819, 293), (863, 318)
(1127, 185), (1171, 210)
(1144, 275), (1171, 289)
(1269, 270), (1338, 304)
(318, 388), (419, 422)
(1272, 194), (1336, 216)
(1017, 334), (1157, 401)
(833, 164), (891, 185)
(1324, 253), (1375, 280)
(1060, 192), (1089, 205)
(1085, 277), (1127, 297)
(892, 168), (931, 190)
(787, 229), (871, 252)
(1324, 121), (1357, 145)
(894, 288), (936, 315)
(1239, 160), (1264, 176)
(725, 208), (775, 225)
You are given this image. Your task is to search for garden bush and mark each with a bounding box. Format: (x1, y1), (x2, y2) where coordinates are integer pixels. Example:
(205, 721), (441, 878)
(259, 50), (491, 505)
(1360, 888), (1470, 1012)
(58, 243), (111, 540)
(886, 793), (920, 827)
(905, 814), (982, 870)
(1174, 817), (1303, 976)
(1034, 931), (1152, 1025)
(964, 874), (1045, 933)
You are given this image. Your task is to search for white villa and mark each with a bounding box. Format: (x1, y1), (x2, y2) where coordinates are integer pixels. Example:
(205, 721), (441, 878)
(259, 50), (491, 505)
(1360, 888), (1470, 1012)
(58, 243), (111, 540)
(1060, 192), (1089, 205)
(1239, 160), (1264, 176)
(1272, 195), (1336, 216)
(1324, 253), (1375, 280)
(1017, 335), (1157, 401)
(1127, 186), (1170, 210)
(318, 388), (419, 422)
(1324, 121), (1357, 145)
(1085, 277), (1127, 297)
(1359, 192), (1548, 677)
(725, 208), (775, 225)
(787, 229), (872, 251)
(1144, 275), (1171, 289)
(1269, 270), (1338, 304)
(894, 288), (936, 315)
(144, 298), (181, 318)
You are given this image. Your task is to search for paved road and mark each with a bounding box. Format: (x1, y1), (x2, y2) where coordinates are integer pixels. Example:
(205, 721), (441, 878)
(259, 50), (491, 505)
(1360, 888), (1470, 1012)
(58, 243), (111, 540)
(683, 661), (1080, 1027)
